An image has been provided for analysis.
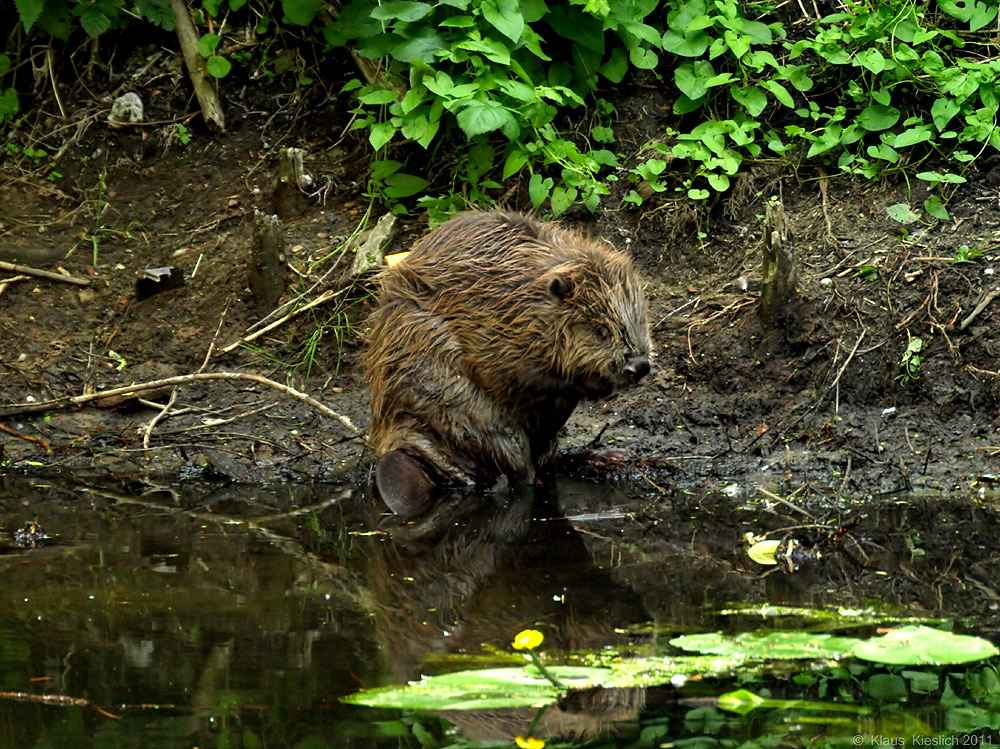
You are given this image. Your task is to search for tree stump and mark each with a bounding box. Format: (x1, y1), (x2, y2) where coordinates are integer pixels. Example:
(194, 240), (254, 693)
(758, 199), (797, 327)
(249, 211), (285, 313)
(273, 147), (312, 218)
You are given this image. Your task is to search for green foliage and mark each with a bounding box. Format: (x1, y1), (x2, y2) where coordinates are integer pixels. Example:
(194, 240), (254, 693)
(0, 53), (21, 125)
(4, 0), (999, 216)
(330, 0), (633, 215)
(898, 333), (925, 386)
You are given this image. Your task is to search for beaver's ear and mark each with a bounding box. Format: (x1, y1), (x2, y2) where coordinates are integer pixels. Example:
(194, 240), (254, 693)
(546, 274), (574, 300)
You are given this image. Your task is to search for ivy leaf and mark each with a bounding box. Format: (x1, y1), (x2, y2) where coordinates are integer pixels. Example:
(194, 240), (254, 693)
(528, 173), (553, 209)
(198, 33), (221, 57)
(455, 99), (517, 138)
(760, 79), (793, 107)
(674, 60), (715, 101)
(930, 98), (960, 131)
(369, 121), (397, 150)
(732, 85), (767, 117)
(282, 0), (323, 25)
(661, 27), (710, 57)
(370, 0), (432, 22)
(856, 103), (900, 131)
(206, 55), (232, 78)
(481, 0), (523, 42)
(383, 172), (430, 199)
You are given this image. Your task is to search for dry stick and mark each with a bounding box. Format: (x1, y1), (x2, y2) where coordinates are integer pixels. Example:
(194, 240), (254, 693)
(170, 0), (225, 132)
(142, 387), (178, 453)
(959, 288), (1000, 331)
(140, 305), (231, 455)
(220, 287), (344, 353)
(757, 487), (815, 520)
(157, 402), (279, 435)
(0, 261), (90, 286)
(0, 372), (362, 438)
(0, 274), (29, 296)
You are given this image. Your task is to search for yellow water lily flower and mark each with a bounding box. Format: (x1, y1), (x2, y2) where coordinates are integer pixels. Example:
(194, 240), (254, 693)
(515, 736), (545, 749)
(512, 629), (544, 650)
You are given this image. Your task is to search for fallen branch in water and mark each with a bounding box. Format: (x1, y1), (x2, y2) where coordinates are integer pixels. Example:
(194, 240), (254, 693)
(0, 372), (362, 438)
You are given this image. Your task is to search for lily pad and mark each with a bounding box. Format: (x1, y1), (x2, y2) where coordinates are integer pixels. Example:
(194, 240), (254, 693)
(671, 631), (862, 660)
(343, 666), (611, 711)
(850, 626), (999, 665)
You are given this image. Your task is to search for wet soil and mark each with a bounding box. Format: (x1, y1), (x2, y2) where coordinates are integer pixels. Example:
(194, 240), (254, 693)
(1, 38), (999, 511)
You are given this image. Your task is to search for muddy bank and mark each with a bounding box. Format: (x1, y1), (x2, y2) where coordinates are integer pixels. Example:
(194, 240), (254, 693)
(0, 60), (998, 502)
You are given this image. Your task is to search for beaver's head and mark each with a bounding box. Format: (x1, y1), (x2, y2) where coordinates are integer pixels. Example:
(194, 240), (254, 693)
(544, 247), (652, 399)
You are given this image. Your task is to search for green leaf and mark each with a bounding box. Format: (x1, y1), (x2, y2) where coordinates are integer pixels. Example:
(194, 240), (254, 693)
(79, 8), (113, 36)
(661, 27), (710, 57)
(599, 46), (629, 83)
(867, 144), (898, 162)
(760, 79), (793, 107)
(857, 48), (886, 74)
(198, 33), (221, 57)
(924, 195), (950, 221)
(503, 149), (529, 180)
(856, 104), (900, 131)
(369, 121), (397, 150)
(359, 88), (400, 105)
(886, 203), (919, 224)
(14, 0), (45, 32)
(629, 45), (658, 70)
(455, 99), (517, 138)
(893, 127), (932, 148)
(931, 98), (960, 131)
(481, 0), (523, 42)
(370, 0), (432, 22)
(35, 0), (72, 39)
(671, 631), (862, 660)
(674, 60), (715, 101)
(206, 55), (232, 78)
(785, 65), (814, 92)
(345, 666), (611, 710)
(917, 171), (966, 184)
(282, 0), (323, 25)
(383, 172), (430, 198)
(707, 173), (730, 191)
(732, 86), (767, 117)
(545, 5), (604, 53)
(550, 185), (577, 216)
(529, 173), (552, 209)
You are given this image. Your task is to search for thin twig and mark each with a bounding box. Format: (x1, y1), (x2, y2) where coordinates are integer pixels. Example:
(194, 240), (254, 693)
(959, 288), (1000, 331)
(0, 372), (362, 438)
(220, 287), (344, 353)
(0, 261), (90, 286)
(142, 387), (178, 454)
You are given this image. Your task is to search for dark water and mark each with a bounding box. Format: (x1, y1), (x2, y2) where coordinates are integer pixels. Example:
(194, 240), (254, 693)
(1, 472), (999, 748)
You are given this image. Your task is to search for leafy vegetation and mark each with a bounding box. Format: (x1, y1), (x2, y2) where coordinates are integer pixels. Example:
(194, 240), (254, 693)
(3, 0), (998, 217)
(341, 624), (1000, 746)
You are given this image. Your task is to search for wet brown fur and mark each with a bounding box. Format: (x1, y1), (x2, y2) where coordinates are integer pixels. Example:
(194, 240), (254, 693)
(364, 210), (651, 509)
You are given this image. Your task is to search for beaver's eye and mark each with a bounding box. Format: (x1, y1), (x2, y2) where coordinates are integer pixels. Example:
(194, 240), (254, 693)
(595, 325), (611, 341)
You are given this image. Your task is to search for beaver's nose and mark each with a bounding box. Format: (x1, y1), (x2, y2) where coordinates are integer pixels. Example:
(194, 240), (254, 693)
(626, 354), (651, 380)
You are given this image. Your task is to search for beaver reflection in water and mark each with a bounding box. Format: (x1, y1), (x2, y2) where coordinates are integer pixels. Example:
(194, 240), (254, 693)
(364, 211), (652, 518)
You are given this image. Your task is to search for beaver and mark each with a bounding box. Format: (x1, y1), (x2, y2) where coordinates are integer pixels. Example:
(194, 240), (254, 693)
(364, 210), (651, 518)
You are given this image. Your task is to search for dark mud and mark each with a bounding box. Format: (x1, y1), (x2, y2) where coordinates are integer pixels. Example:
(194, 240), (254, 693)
(0, 34), (998, 538)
